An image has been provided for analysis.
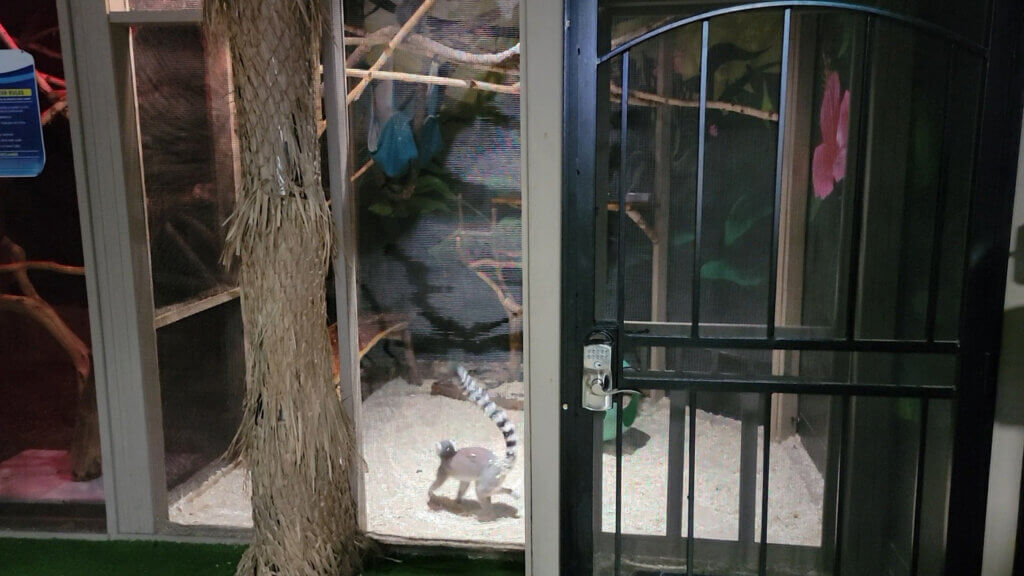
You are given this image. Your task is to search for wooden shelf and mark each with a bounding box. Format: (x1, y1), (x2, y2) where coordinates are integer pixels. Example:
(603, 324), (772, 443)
(153, 287), (240, 329)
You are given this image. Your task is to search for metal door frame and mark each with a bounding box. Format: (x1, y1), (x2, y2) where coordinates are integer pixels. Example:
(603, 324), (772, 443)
(560, 0), (1024, 574)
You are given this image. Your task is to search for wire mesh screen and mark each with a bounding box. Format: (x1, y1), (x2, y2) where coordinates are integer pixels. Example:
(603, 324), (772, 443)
(134, 25), (237, 311)
(130, 25), (247, 525)
(341, 0), (524, 545)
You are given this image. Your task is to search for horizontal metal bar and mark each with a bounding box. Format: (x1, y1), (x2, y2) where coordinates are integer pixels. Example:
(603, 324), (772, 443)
(599, 1), (985, 64)
(595, 531), (826, 570)
(108, 9), (202, 25)
(624, 333), (959, 354)
(621, 375), (957, 398)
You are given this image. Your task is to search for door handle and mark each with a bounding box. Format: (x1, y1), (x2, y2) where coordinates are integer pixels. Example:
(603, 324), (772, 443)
(582, 330), (641, 412)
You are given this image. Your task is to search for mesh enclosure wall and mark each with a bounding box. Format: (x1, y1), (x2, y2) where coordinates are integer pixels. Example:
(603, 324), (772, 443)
(341, 0), (524, 545)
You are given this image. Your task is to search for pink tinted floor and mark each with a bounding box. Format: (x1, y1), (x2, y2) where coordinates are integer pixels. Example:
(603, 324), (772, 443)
(0, 449), (103, 503)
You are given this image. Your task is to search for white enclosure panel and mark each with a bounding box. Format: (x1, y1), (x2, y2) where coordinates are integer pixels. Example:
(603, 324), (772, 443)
(522, 0), (563, 573)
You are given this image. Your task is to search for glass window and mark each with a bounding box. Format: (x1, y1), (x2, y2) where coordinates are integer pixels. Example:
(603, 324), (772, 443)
(0, 2), (105, 531)
(344, 0), (524, 546)
(128, 24), (248, 528)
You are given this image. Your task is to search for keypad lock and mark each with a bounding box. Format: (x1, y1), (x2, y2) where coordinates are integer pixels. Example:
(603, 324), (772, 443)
(581, 331), (640, 411)
(582, 334), (615, 412)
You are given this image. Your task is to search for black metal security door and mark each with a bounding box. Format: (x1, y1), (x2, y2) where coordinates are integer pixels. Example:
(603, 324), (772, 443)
(561, 1), (1023, 575)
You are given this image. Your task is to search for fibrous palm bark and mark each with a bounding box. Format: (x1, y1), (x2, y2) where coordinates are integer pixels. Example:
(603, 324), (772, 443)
(204, 1), (362, 574)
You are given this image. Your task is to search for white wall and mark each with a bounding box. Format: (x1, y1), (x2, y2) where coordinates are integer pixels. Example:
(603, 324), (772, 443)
(982, 117), (1024, 575)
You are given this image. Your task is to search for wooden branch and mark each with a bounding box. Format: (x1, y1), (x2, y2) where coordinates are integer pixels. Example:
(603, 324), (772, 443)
(470, 267), (522, 315)
(626, 208), (660, 244)
(41, 99), (68, 126)
(0, 19), (54, 95)
(1, 237), (40, 298)
(345, 25), (520, 66)
(38, 71), (65, 88)
(0, 259), (85, 276)
(610, 84), (779, 122)
(468, 258), (521, 270)
(351, 158), (374, 181)
(346, 68), (519, 95)
(0, 294), (90, 381)
(346, 0), (436, 105)
(25, 42), (62, 60)
(325, 159), (375, 206)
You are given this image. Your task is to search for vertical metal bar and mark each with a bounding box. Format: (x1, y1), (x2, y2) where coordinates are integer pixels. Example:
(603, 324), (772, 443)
(667, 391), (687, 539)
(910, 399), (930, 576)
(833, 396), (853, 575)
(617, 52), (629, 331)
(844, 16), (876, 341)
(925, 48), (955, 342)
(759, 393), (772, 576)
(739, 395), (760, 543)
(615, 394), (624, 576)
(691, 21), (710, 338)
(687, 388), (697, 576)
(614, 51), (629, 576)
(767, 10), (792, 340)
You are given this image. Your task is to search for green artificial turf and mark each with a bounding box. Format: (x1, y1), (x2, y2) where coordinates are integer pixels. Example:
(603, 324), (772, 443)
(0, 539), (523, 576)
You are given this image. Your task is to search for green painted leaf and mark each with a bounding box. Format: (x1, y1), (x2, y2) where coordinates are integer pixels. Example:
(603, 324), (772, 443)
(416, 175), (456, 199)
(725, 193), (772, 246)
(700, 259), (763, 286)
(407, 197), (450, 214)
(673, 230), (695, 246)
(761, 78), (774, 114)
(368, 202), (394, 216)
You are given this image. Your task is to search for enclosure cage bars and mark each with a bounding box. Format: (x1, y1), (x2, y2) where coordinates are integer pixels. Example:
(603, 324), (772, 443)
(564, 1), (1001, 575)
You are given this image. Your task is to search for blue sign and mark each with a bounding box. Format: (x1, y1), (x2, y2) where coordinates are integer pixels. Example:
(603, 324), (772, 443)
(0, 50), (45, 177)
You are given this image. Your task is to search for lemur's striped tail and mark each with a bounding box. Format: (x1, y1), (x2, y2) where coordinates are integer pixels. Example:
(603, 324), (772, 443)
(456, 366), (517, 463)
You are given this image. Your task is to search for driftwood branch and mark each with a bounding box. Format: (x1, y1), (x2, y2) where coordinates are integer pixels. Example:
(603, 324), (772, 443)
(350, 158), (374, 181)
(346, 0), (436, 104)
(1, 236), (39, 298)
(626, 208), (659, 244)
(346, 25), (519, 66)
(467, 258), (521, 270)
(346, 68), (519, 95)
(471, 267), (522, 316)
(0, 294), (90, 380)
(0, 259), (85, 276)
(0, 19), (54, 95)
(41, 100), (68, 126)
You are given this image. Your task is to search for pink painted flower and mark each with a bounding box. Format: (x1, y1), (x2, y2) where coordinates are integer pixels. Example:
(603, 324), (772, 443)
(812, 72), (850, 199)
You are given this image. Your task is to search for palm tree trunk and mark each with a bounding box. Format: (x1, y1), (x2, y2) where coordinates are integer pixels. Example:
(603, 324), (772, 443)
(204, 1), (363, 574)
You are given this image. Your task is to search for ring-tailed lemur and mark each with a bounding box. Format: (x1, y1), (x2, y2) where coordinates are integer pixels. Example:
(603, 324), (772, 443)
(429, 366), (518, 519)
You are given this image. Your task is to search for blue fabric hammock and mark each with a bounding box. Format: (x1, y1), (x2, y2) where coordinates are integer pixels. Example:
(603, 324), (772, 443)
(367, 61), (444, 178)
